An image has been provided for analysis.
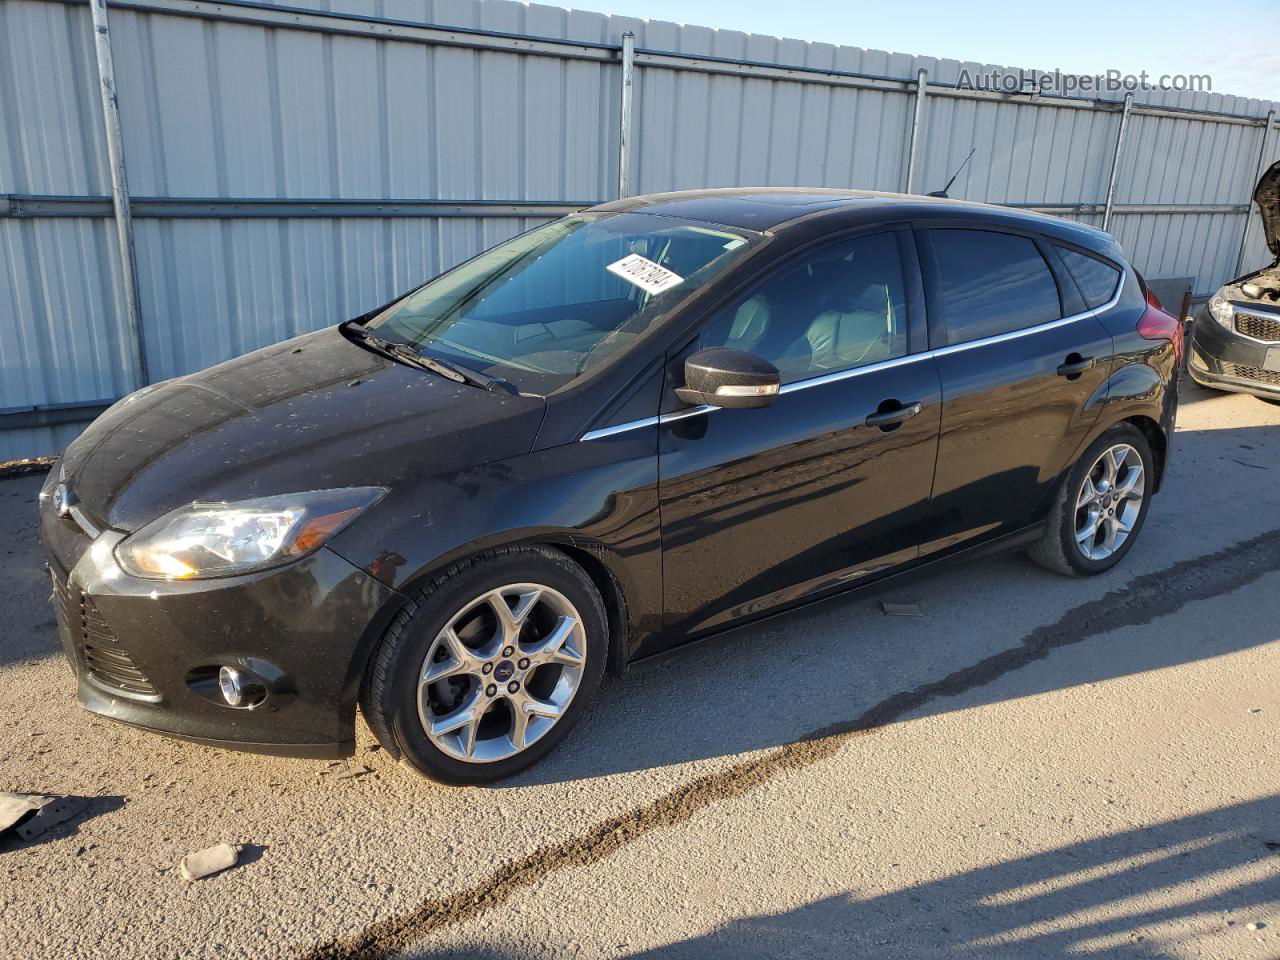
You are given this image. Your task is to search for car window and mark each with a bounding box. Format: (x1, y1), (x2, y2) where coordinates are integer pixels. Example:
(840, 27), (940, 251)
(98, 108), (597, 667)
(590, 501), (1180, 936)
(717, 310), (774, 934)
(930, 229), (1062, 344)
(367, 213), (758, 394)
(698, 232), (909, 385)
(1054, 245), (1121, 309)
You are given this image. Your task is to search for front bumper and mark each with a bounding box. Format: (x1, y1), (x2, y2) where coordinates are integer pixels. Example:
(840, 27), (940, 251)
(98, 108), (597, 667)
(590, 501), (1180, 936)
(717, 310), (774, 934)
(40, 502), (400, 759)
(1188, 308), (1280, 398)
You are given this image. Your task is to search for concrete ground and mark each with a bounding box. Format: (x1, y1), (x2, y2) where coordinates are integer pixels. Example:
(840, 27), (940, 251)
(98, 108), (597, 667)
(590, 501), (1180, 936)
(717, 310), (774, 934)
(1, 380), (1278, 960)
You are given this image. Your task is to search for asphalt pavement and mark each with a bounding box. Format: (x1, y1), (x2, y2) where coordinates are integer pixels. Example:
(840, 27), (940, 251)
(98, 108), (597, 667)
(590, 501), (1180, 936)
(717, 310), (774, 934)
(1, 380), (1278, 959)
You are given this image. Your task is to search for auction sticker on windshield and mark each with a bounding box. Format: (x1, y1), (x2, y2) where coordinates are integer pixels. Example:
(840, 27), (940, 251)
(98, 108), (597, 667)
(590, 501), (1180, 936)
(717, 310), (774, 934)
(607, 253), (685, 295)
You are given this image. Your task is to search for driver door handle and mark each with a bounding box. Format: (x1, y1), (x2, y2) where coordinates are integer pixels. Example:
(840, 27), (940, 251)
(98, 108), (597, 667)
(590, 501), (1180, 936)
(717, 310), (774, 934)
(865, 401), (922, 429)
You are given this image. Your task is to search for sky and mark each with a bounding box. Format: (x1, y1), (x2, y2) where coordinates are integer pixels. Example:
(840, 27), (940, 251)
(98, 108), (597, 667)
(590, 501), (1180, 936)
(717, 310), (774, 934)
(565, 0), (1278, 103)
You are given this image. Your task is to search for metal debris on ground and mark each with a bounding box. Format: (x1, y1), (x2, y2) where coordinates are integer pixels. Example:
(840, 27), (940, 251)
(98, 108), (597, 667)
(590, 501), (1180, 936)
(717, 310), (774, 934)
(0, 792), (88, 842)
(179, 842), (242, 881)
(880, 601), (923, 617)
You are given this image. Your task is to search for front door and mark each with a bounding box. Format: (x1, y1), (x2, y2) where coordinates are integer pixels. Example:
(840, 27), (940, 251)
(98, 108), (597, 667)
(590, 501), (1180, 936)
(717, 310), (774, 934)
(658, 229), (942, 637)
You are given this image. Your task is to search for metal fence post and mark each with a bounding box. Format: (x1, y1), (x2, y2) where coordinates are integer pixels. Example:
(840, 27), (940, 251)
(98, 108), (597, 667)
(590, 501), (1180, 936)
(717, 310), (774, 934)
(1101, 92), (1134, 233)
(617, 32), (636, 198)
(904, 69), (928, 194)
(1234, 109), (1276, 277)
(89, 0), (149, 387)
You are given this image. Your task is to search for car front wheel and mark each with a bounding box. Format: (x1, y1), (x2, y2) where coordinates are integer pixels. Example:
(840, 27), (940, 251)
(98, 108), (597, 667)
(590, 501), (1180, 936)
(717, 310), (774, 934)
(361, 545), (608, 784)
(1028, 424), (1155, 577)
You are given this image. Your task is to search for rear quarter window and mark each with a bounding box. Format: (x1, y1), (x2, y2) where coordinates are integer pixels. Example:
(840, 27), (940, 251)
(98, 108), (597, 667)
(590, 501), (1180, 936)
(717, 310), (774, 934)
(930, 229), (1062, 344)
(1054, 245), (1122, 309)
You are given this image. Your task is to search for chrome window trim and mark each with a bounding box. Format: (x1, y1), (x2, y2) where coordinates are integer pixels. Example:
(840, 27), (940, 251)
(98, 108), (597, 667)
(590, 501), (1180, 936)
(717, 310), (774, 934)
(579, 273), (1125, 441)
(579, 416), (661, 441)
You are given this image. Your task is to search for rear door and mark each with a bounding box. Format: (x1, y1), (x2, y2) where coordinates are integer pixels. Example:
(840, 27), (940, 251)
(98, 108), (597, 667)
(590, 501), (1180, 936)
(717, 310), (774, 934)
(658, 227), (942, 637)
(919, 225), (1114, 557)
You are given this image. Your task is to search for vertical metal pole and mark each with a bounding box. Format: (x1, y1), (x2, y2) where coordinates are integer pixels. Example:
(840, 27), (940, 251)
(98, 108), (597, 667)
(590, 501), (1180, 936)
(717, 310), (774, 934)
(617, 32), (635, 198)
(1235, 109), (1275, 277)
(904, 69), (928, 194)
(1101, 92), (1134, 233)
(89, 0), (149, 387)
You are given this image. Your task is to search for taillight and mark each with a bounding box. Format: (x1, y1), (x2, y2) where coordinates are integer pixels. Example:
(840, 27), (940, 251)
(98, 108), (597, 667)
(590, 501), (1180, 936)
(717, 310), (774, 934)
(1137, 293), (1183, 365)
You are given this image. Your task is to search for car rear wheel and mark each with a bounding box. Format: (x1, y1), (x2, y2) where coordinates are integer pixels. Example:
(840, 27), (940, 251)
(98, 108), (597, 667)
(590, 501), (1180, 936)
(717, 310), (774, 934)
(360, 545), (608, 784)
(1028, 424), (1155, 577)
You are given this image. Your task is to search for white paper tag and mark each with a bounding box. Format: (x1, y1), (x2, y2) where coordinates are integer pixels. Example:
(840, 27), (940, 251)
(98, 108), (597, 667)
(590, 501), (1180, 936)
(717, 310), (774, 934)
(606, 254), (685, 295)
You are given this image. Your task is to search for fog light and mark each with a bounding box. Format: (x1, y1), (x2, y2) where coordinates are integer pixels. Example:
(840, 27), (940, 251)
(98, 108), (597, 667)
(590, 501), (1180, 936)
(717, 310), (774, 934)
(217, 666), (268, 708)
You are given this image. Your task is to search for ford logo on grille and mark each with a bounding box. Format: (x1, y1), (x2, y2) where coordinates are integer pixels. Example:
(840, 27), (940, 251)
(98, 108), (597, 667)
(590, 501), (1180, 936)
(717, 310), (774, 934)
(52, 483), (74, 518)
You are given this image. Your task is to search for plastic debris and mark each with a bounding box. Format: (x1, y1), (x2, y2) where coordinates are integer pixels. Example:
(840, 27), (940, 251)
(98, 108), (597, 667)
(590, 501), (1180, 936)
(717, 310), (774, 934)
(0, 792), (88, 842)
(179, 842), (242, 881)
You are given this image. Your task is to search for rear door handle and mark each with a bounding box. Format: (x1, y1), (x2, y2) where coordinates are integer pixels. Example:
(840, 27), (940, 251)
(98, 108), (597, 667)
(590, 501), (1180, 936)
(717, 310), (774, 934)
(865, 401), (922, 429)
(1056, 355), (1095, 377)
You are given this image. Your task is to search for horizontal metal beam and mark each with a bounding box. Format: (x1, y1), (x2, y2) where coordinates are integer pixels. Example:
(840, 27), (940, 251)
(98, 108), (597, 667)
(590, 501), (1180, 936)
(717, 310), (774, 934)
(53, 0), (619, 62)
(54, 0), (1278, 129)
(1, 194), (1251, 221)
(0, 195), (590, 219)
(0, 400), (114, 431)
(633, 49), (913, 95)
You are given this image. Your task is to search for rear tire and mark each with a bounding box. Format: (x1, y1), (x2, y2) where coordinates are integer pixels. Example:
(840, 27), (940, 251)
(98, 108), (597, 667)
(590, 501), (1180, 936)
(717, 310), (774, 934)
(360, 545), (608, 785)
(1027, 424), (1155, 577)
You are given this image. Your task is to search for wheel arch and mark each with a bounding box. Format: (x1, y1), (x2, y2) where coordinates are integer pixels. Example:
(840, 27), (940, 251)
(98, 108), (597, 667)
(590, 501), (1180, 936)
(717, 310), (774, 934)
(348, 529), (638, 721)
(1120, 414), (1167, 490)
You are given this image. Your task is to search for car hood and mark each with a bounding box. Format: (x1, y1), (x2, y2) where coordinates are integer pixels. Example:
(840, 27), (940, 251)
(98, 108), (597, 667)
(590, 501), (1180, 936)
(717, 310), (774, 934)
(58, 326), (546, 531)
(1256, 159), (1279, 259)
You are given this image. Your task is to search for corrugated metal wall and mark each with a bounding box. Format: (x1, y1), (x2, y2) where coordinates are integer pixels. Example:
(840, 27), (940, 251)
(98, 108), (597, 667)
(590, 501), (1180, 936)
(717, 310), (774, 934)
(2, 0), (1277, 458)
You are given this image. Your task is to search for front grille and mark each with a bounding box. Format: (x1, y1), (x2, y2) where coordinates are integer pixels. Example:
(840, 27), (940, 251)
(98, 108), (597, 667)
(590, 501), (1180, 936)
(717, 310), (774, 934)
(78, 595), (159, 697)
(1235, 311), (1280, 342)
(1224, 363), (1280, 387)
(50, 569), (160, 698)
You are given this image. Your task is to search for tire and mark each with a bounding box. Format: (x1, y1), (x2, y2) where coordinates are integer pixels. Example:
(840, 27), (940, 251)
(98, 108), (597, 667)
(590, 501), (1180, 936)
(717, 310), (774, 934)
(1027, 423), (1155, 577)
(360, 545), (608, 785)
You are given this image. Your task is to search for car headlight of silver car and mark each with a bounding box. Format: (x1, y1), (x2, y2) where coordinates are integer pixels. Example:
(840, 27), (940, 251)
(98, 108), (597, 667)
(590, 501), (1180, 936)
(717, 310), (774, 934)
(115, 487), (386, 580)
(1207, 292), (1234, 330)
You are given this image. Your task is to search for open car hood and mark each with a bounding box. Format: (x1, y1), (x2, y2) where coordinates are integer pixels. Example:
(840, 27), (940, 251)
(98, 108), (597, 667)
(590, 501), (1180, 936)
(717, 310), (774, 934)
(1256, 160), (1280, 259)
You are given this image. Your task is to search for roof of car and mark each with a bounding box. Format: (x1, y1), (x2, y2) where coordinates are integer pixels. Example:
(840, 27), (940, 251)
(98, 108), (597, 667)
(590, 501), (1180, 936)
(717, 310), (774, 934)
(589, 187), (1122, 260)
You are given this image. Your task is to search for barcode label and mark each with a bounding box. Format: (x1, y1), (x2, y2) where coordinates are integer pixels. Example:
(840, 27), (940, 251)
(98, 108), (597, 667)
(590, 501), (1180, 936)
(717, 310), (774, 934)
(606, 254), (685, 295)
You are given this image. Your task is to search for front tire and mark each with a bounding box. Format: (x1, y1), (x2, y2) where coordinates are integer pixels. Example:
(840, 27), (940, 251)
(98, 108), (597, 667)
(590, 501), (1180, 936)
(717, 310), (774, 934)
(360, 546), (608, 785)
(1028, 424), (1155, 577)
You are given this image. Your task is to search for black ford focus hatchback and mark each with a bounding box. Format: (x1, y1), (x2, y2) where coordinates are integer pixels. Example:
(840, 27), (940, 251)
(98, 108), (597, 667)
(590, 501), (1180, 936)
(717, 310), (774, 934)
(40, 189), (1180, 784)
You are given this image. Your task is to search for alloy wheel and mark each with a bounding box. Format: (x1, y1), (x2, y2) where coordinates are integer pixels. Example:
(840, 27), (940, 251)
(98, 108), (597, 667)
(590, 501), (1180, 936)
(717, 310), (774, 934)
(1073, 443), (1145, 561)
(417, 583), (587, 763)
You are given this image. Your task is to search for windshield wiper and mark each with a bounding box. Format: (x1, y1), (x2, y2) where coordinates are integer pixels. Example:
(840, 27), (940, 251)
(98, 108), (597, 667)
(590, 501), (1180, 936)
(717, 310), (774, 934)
(343, 323), (517, 394)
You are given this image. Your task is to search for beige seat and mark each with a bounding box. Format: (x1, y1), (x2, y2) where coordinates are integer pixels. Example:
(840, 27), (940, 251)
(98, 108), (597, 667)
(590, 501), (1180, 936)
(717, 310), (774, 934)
(723, 295), (771, 354)
(779, 282), (894, 375)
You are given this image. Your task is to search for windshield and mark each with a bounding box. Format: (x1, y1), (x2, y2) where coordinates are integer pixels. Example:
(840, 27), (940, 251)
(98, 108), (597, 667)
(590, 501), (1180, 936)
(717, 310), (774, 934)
(364, 213), (759, 393)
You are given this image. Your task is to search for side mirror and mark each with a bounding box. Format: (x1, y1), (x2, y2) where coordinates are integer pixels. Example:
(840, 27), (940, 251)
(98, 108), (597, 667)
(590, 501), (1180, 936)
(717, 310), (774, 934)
(674, 347), (781, 410)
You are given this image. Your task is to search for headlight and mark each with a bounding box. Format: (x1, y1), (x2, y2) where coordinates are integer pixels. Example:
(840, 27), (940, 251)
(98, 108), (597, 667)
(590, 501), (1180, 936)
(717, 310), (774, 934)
(115, 487), (385, 580)
(1208, 292), (1234, 330)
